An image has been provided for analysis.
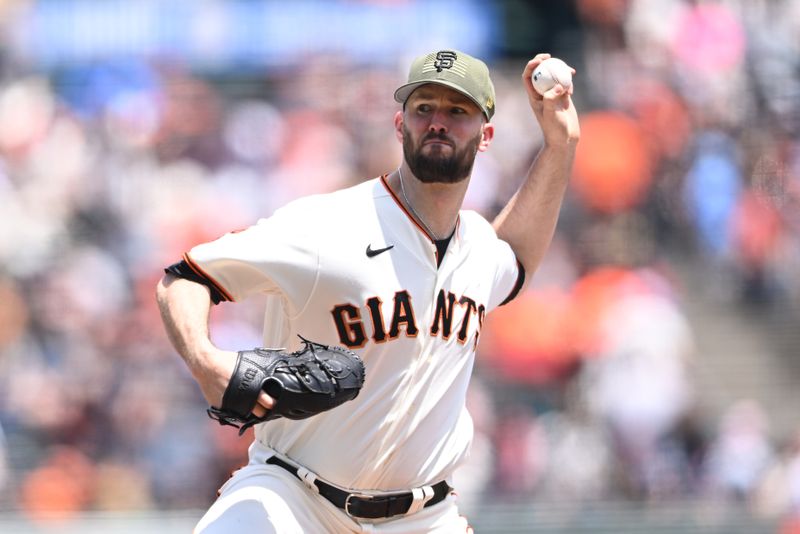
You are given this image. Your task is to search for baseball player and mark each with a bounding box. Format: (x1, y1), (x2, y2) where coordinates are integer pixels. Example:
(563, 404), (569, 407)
(156, 50), (579, 533)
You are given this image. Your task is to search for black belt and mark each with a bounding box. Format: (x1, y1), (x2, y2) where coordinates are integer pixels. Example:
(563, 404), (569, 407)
(266, 456), (451, 519)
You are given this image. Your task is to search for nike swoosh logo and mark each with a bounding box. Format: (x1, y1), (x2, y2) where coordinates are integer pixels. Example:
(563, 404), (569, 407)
(366, 244), (394, 258)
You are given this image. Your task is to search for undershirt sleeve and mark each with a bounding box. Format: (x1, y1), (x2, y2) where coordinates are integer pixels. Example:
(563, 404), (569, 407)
(164, 259), (227, 305)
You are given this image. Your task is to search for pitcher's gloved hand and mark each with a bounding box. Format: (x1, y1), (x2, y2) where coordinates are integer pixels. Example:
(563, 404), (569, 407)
(207, 336), (366, 435)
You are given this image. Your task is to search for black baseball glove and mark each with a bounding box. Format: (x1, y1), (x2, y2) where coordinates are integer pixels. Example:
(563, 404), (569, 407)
(207, 336), (365, 435)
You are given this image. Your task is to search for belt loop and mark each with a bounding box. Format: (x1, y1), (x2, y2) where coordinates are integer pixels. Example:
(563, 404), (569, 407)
(296, 466), (320, 495)
(405, 485), (434, 515)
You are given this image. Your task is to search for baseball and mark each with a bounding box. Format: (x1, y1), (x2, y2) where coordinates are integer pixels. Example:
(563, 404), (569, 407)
(531, 58), (573, 95)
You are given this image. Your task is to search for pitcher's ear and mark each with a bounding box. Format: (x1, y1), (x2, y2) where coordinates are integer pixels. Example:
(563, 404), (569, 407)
(478, 123), (495, 152)
(394, 111), (404, 142)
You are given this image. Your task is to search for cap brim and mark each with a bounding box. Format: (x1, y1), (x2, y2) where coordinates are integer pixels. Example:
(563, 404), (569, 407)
(393, 80), (489, 119)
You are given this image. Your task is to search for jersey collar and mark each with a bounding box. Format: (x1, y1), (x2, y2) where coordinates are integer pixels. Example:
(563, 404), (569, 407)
(379, 174), (461, 247)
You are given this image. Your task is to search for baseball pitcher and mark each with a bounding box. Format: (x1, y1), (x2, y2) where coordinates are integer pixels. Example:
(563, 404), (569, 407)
(156, 50), (579, 533)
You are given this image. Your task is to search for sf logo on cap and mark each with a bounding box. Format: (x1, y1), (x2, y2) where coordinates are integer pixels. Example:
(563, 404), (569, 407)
(434, 51), (457, 72)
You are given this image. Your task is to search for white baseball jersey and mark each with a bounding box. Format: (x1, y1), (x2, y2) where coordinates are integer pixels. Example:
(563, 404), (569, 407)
(186, 176), (522, 492)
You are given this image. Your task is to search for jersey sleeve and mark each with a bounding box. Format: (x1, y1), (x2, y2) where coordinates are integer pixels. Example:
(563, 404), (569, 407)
(185, 203), (320, 316)
(485, 231), (526, 312)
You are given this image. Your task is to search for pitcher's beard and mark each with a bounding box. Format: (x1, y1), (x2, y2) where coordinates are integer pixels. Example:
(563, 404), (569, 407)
(402, 127), (481, 184)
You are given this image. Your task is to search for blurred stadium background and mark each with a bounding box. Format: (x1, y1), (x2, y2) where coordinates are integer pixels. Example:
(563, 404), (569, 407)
(0, 0), (798, 532)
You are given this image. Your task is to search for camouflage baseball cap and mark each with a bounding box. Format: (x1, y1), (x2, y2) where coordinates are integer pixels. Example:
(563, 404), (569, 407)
(394, 50), (496, 120)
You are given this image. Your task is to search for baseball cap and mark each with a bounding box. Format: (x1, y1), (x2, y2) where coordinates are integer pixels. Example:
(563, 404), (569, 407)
(394, 50), (496, 120)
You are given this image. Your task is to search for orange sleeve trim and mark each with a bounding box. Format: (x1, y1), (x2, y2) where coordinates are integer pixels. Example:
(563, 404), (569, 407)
(182, 252), (235, 302)
(499, 259), (526, 307)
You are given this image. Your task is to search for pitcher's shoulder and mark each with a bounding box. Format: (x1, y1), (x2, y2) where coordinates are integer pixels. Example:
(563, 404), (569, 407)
(458, 210), (501, 240)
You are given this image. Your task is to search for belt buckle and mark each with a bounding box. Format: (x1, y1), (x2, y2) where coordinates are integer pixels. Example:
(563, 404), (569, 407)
(344, 492), (374, 518)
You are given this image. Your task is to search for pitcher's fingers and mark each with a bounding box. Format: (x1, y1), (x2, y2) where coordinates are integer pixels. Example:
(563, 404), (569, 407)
(252, 392), (275, 418)
(541, 84), (571, 110)
(521, 53), (552, 81)
(258, 391), (276, 410)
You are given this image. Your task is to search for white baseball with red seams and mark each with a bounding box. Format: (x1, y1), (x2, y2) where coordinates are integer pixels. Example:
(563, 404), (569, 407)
(531, 57), (573, 95)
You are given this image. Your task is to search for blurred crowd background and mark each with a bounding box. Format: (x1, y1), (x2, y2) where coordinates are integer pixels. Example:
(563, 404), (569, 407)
(0, 0), (799, 532)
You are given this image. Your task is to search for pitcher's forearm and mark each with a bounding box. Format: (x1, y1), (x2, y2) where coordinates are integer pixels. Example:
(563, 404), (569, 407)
(156, 274), (218, 377)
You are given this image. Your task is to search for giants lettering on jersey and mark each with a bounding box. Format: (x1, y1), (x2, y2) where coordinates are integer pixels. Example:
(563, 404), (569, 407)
(331, 289), (486, 350)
